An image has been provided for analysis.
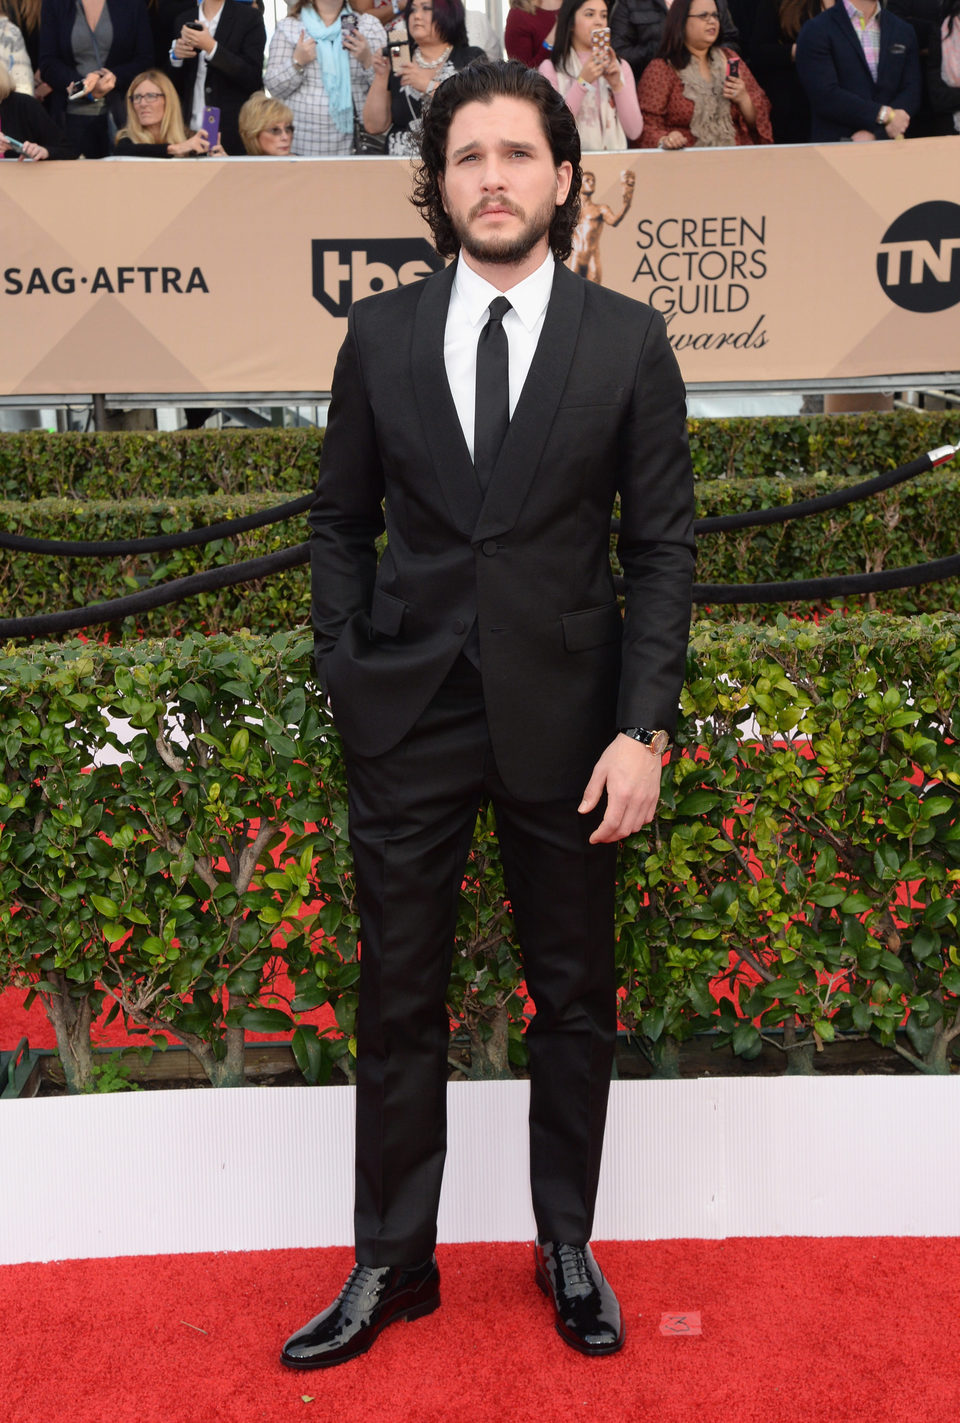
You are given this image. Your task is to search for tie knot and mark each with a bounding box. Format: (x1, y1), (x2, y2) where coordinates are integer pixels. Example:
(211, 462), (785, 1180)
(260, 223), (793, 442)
(487, 296), (512, 325)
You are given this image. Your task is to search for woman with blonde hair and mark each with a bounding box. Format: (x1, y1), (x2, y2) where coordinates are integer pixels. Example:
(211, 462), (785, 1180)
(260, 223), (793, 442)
(238, 91), (295, 154)
(115, 68), (211, 154)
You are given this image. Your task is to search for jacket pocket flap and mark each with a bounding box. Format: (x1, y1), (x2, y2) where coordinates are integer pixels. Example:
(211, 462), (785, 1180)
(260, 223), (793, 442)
(561, 602), (622, 652)
(370, 587), (407, 637)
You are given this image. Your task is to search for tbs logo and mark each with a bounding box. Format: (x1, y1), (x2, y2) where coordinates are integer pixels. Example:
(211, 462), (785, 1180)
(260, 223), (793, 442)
(877, 201), (960, 313)
(312, 239), (443, 317)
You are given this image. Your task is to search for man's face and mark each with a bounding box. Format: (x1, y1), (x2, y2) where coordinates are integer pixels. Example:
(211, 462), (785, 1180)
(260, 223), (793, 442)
(439, 96), (573, 267)
(582, 171), (596, 198)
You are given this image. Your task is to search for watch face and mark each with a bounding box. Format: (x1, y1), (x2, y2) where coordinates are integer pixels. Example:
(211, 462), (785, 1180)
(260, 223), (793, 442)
(650, 730), (670, 755)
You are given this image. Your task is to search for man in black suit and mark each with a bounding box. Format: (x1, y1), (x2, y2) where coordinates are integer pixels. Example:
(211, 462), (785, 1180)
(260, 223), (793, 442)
(796, 0), (921, 142)
(281, 58), (695, 1369)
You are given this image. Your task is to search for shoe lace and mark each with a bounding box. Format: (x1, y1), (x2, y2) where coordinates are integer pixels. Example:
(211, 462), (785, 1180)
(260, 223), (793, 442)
(556, 1243), (594, 1296)
(339, 1264), (379, 1308)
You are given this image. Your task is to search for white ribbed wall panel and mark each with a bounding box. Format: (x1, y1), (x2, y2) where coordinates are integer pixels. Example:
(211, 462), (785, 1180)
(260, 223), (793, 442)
(3, 1077), (960, 1265)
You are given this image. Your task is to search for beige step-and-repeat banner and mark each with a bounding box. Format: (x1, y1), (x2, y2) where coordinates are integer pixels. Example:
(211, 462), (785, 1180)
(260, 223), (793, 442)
(1, 138), (958, 398)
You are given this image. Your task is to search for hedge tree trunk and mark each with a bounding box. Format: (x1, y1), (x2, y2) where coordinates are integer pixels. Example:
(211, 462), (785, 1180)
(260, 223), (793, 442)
(783, 1019), (817, 1075)
(647, 1033), (682, 1080)
(465, 1005), (512, 1080)
(42, 976), (96, 1094)
(203, 1022), (247, 1089)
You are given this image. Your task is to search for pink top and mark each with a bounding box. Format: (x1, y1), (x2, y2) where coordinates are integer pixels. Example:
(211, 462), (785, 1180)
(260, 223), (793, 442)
(539, 56), (644, 143)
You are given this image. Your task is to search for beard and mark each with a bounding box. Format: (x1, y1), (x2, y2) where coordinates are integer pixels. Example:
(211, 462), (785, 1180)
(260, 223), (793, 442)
(448, 192), (558, 266)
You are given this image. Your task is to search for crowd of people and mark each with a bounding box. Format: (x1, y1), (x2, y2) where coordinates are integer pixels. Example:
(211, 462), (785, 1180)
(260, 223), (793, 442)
(0, 0), (957, 160)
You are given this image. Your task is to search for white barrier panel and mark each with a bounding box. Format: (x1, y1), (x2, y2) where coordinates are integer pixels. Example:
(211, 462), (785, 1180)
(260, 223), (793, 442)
(2, 1077), (959, 1264)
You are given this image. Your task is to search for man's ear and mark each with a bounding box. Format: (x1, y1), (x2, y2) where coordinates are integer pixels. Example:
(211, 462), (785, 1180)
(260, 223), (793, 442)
(555, 160), (573, 207)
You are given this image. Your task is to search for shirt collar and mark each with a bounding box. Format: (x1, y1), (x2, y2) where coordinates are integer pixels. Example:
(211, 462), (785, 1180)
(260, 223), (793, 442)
(842, 0), (879, 28)
(453, 249), (556, 333)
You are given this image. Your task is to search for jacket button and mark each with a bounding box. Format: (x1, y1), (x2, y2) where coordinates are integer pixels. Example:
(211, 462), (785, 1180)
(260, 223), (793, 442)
(481, 539), (498, 556)
(452, 618), (465, 634)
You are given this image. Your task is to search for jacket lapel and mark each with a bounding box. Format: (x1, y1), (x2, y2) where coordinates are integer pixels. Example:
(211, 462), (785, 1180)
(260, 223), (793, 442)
(473, 262), (585, 542)
(411, 262), (485, 536)
(833, 2), (875, 84)
(215, 1), (237, 49)
(875, 12), (897, 91)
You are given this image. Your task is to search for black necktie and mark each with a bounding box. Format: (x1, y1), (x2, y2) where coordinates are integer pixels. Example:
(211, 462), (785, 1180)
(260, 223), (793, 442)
(474, 295), (512, 492)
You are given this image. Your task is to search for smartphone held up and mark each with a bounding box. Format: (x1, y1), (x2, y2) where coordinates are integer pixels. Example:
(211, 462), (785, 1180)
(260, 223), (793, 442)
(202, 105), (221, 150)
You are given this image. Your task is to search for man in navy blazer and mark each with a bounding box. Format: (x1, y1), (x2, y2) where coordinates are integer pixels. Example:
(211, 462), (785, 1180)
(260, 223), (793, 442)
(796, 0), (921, 141)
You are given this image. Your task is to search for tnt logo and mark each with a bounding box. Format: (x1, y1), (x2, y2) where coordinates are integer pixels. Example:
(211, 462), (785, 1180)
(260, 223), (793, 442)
(876, 201), (960, 313)
(312, 239), (444, 317)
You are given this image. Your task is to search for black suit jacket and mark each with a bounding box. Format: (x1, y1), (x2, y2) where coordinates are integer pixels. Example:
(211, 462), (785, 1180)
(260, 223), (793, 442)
(309, 260), (696, 803)
(170, 1), (265, 154)
(795, 1), (922, 141)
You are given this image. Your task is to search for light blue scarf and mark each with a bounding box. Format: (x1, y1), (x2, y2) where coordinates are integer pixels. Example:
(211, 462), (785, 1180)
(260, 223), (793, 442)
(299, 4), (355, 136)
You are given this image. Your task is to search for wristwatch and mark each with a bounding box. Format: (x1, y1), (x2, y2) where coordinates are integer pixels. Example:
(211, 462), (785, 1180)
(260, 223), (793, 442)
(878, 105), (892, 125)
(619, 727), (671, 755)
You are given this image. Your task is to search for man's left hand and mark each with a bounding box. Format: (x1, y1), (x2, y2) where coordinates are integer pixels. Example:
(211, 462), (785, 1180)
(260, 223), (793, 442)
(578, 733), (663, 844)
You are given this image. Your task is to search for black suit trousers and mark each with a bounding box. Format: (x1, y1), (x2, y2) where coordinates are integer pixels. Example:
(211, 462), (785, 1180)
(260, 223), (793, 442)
(345, 656), (618, 1266)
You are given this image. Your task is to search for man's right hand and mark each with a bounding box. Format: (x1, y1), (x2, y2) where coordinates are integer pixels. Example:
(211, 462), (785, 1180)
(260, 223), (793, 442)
(884, 108), (910, 138)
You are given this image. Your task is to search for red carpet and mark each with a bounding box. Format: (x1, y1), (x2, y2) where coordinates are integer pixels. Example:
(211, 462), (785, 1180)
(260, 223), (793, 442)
(2, 1239), (959, 1423)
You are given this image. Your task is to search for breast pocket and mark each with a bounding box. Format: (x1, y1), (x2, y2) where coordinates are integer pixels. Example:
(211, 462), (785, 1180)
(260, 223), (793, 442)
(557, 385), (625, 411)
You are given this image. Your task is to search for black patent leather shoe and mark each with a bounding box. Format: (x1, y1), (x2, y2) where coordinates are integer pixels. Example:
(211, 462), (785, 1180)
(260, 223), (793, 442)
(280, 1257), (440, 1369)
(535, 1240), (624, 1356)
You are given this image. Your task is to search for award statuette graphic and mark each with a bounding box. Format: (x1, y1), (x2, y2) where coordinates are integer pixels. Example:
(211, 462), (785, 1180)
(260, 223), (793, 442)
(568, 169), (635, 286)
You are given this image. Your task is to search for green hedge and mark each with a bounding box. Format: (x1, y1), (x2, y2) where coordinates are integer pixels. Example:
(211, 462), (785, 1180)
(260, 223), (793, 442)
(0, 410), (956, 502)
(0, 495), (310, 639)
(688, 408), (958, 481)
(0, 429), (320, 501)
(4, 465), (959, 639)
(691, 468), (960, 617)
(3, 617), (959, 1090)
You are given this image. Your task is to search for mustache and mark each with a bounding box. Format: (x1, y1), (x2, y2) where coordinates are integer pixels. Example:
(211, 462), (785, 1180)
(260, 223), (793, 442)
(469, 198), (524, 220)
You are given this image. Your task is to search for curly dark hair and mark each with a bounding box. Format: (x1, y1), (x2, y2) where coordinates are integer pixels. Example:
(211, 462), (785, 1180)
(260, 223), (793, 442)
(411, 59), (582, 263)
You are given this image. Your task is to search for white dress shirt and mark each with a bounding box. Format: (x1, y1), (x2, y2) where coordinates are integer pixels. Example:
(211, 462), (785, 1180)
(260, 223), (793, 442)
(443, 250), (556, 461)
(169, 2), (224, 133)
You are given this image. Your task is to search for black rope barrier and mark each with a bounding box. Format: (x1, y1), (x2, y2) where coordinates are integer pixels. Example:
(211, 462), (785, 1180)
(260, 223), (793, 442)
(608, 443), (957, 538)
(694, 451), (939, 534)
(692, 550), (960, 604)
(0, 543), (309, 639)
(0, 493), (313, 557)
(1, 444), (957, 636)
